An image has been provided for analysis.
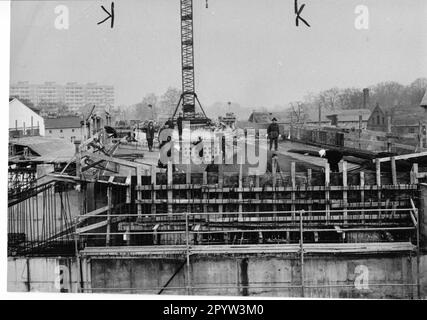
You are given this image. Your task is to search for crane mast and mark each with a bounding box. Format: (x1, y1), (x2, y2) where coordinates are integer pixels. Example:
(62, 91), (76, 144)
(180, 0), (196, 117)
(173, 0), (209, 124)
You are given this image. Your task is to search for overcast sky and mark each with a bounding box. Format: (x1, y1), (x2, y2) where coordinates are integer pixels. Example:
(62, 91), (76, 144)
(9, 0), (427, 109)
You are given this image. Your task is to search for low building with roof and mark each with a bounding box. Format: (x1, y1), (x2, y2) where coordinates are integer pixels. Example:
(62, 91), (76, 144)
(45, 116), (82, 143)
(326, 109), (372, 129)
(367, 103), (388, 132)
(420, 90), (427, 110)
(9, 98), (45, 138)
(391, 107), (427, 136)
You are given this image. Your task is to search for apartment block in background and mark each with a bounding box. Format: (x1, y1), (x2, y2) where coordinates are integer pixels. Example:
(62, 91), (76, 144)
(10, 82), (115, 114)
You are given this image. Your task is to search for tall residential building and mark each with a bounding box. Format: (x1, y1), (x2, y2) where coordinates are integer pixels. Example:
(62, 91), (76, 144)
(85, 83), (115, 108)
(65, 82), (85, 113)
(10, 82), (115, 114)
(35, 82), (64, 106)
(9, 81), (36, 103)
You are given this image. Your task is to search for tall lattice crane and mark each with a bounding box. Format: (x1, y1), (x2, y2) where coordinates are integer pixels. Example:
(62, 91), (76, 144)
(172, 0), (209, 124)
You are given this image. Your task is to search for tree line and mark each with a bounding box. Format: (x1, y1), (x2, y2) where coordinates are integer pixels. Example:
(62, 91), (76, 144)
(286, 78), (427, 122)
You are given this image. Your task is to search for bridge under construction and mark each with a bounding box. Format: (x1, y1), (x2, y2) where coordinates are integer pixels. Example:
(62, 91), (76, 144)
(7, 127), (427, 297)
(7, 0), (427, 298)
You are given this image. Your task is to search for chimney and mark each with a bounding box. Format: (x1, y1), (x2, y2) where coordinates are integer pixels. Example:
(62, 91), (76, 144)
(363, 88), (369, 109)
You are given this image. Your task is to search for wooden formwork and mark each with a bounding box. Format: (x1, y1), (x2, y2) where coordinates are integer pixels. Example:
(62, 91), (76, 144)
(72, 143), (425, 247)
(93, 159), (419, 246)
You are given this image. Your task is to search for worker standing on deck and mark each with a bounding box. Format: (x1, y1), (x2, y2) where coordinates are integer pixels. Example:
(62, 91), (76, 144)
(319, 149), (343, 172)
(146, 121), (155, 152)
(267, 117), (279, 151)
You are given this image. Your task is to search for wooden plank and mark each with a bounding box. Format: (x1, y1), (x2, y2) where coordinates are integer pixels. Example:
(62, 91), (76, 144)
(255, 175), (260, 218)
(376, 159), (381, 186)
(151, 166), (157, 215)
(291, 162), (296, 220)
(74, 142), (81, 177)
(325, 163), (330, 223)
(152, 224), (159, 245)
(411, 163), (419, 184)
(136, 184), (418, 192)
(360, 171), (365, 224)
(391, 157), (397, 218)
(342, 161), (348, 225)
(48, 173), (130, 186)
(203, 171), (208, 229)
(375, 162), (385, 230)
(374, 151), (427, 163)
(272, 156), (277, 186)
(416, 172), (426, 179)
(410, 211), (418, 227)
(106, 186), (112, 246)
(167, 161), (173, 214)
(391, 157), (397, 185)
(79, 205), (110, 221)
(186, 165), (192, 219)
(125, 174), (132, 204)
(238, 163), (243, 218)
(218, 165), (223, 214)
(307, 168), (312, 218)
(80, 242), (416, 257)
(178, 212), (409, 224)
(77, 220), (108, 234)
(137, 198), (409, 206)
(272, 156), (277, 217)
(81, 151), (146, 169)
(136, 166), (142, 219)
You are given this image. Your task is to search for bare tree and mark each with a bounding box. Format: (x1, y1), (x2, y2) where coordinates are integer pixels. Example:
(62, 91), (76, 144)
(159, 87), (181, 116)
(408, 78), (427, 106)
(289, 101), (308, 123)
(369, 81), (406, 110)
(133, 93), (158, 120)
(317, 88), (340, 111)
(337, 88), (364, 110)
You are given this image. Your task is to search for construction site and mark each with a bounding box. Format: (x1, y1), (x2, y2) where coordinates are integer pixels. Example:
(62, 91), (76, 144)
(7, 1), (427, 298)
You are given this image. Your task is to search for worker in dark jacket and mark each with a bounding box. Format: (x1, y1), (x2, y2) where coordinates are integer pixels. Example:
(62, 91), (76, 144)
(146, 121), (155, 151)
(267, 118), (280, 151)
(319, 149), (343, 172)
(165, 118), (174, 129)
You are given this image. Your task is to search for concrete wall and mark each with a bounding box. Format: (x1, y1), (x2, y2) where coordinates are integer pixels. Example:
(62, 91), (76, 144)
(89, 253), (427, 298)
(8, 253), (427, 298)
(8, 257), (79, 293)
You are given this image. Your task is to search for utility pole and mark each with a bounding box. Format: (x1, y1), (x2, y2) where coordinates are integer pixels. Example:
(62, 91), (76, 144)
(358, 114), (362, 149)
(386, 115), (392, 153)
(149, 104), (155, 120)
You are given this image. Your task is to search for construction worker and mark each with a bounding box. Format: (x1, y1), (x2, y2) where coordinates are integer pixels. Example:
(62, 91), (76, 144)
(318, 149), (343, 172)
(146, 121), (155, 152)
(165, 117), (174, 129)
(267, 117), (279, 151)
